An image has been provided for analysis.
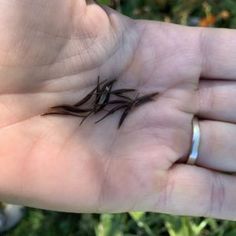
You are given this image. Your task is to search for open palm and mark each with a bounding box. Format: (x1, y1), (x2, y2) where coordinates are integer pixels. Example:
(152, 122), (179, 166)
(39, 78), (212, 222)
(1, 0), (236, 220)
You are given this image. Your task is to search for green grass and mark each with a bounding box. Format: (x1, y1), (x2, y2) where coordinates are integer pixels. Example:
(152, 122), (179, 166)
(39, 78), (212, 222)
(4, 209), (236, 236)
(4, 1), (236, 235)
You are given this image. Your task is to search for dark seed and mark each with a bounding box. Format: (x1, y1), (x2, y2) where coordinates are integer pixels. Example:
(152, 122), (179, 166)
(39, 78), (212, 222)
(79, 111), (94, 126)
(98, 79), (117, 103)
(95, 76), (102, 104)
(96, 86), (109, 106)
(113, 93), (133, 101)
(42, 75), (159, 129)
(111, 88), (136, 95)
(106, 100), (128, 105)
(74, 77), (108, 107)
(94, 79), (117, 113)
(41, 111), (86, 118)
(51, 105), (92, 113)
(118, 106), (132, 129)
(134, 92), (159, 106)
(73, 88), (97, 107)
(95, 104), (127, 124)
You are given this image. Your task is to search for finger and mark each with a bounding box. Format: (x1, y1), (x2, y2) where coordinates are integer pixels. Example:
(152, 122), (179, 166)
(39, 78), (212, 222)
(156, 164), (236, 220)
(200, 28), (236, 79)
(197, 80), (236, 123)
(195, 120), (236, 172)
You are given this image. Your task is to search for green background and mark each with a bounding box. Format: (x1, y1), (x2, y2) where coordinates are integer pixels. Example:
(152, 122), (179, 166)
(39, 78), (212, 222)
(4, 1), (236, 235)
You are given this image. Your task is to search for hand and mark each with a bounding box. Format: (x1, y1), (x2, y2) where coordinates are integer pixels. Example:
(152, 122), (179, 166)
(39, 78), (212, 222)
(0, 0), (236, 220)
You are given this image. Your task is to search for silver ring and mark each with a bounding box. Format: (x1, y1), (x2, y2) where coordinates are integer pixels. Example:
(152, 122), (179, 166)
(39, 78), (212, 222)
(187, 117), (200, 165)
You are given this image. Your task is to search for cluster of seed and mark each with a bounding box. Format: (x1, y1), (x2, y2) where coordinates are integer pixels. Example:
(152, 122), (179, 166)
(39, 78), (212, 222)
(41, 77), (159, 129)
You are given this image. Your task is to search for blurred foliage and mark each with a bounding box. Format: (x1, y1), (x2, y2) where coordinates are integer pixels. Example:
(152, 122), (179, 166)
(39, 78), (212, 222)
(99, 0), (236, 28)
(3, 1), (236, 236)
(4, 209), (236, 236)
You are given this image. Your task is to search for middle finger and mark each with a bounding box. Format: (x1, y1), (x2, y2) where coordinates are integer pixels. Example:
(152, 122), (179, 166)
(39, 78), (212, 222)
(197, 80), (236, 123)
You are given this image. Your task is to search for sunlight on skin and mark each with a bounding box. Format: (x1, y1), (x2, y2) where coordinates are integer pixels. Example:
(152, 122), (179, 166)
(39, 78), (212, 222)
(0, 0), (236, 220)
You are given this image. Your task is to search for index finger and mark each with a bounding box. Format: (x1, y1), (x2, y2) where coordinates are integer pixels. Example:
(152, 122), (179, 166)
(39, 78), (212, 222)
(200, 27), (236, 79)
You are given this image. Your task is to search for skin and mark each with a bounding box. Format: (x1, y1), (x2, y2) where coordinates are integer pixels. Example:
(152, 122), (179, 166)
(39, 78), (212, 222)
(0, 0), (236, 220)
